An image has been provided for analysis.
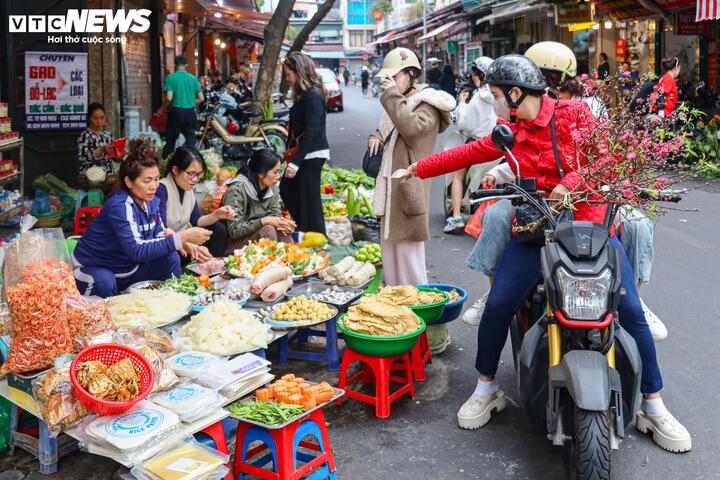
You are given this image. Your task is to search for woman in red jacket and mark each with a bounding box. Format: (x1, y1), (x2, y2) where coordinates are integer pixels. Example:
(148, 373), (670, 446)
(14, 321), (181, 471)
(407, 55), (690, 453)
(655, 57), (681, 118)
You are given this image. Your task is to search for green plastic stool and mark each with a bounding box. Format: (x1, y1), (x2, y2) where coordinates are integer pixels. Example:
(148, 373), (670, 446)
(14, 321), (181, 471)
(65, 236), (80, 255)
(364, 266), (382, 294)
(86, 189), (104, 207)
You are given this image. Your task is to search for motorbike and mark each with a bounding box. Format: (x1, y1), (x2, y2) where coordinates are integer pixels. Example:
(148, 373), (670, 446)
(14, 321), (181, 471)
(371, 77), (381, 98)
(197, 89), (288, 167)
(469, 125), (681, 479)
(679, 80), (719, 120)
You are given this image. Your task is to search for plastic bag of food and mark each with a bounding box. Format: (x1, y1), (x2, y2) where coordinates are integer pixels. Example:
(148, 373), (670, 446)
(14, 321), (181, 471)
(325, 217), (354, 246)
(0, 303), (10, 337)
(350, 216), (381, 243)
(32, 367), (90, 437)
(130, 437), (230, 480)
(66, 296), (116, 352)
(114, 327), (177, 358)
(1, 229), (81, 373)
(135, 344), (179, 393)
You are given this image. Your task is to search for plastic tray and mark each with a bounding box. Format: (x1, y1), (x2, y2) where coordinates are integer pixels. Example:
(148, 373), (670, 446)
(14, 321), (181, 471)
(263, 304), (338, 330)
(286, 282), (364, 309)
(191, 291), (251, 312)
(227, 385), (345, 430)
(127, 280), (162, 291)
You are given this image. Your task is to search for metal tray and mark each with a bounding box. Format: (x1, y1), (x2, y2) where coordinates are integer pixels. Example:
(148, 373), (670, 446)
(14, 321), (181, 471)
(262, 304), (338, 330)
(185, 260), (227, 277)
(226, 384), (345, 430)
(126, 280), (162, 292)
(285, 283), (364, 308)
(191, 291), (251, 312)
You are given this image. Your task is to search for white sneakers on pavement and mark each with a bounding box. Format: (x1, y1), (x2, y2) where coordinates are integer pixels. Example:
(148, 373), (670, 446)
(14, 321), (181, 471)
(640, 298), (668, 341)
(636, 411), (692, 453)
(444, 215), (465, 234)
(462, 291), (489, 326)
(457, 390), (506, 430)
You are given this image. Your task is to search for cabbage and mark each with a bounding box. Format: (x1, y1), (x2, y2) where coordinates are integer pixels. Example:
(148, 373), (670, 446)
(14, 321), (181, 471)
(85, 165), (107, 184)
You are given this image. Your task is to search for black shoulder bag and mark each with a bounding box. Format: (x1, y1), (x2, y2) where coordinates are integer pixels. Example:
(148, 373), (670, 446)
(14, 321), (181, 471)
(514, 115), (565, 245)
(362, 128), (395, 178)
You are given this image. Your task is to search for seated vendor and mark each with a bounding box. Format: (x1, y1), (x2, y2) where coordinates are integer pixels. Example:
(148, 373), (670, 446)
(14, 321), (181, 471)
(156, 146), (234, 258)
(77, 102), (117, 191)
(222, 148), (296, 253)
(72, 139), (212, 298)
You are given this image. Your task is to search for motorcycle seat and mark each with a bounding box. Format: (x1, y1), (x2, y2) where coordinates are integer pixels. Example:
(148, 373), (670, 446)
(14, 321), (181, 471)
(211, 118), (265, 145)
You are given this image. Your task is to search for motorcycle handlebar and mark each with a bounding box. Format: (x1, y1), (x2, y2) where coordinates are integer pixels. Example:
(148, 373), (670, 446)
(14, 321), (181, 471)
(469, 188), (512, 200)
(639, 189), (684, 203)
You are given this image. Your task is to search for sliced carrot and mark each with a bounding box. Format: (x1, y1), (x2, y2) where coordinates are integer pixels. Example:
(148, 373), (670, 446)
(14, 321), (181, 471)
(276, 391), (290, 403)
(303, 391), (317, 404)
(288, 394), (304, 405)
(287, 387), (300, 396)
(255, 388), (271, 402)
(316, 391), (333, 403)
(281, 374), (296, 381)
(300, 398), (316, 410)
(284, 381), (298, 388)
(294, 377), (305, 383)
(266, 385), (276, 398)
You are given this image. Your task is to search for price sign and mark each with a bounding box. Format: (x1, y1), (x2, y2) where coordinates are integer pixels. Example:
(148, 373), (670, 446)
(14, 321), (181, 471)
(25, 52), (88, 130)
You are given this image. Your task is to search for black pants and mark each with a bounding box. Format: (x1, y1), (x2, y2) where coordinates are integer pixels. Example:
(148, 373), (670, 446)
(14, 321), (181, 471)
(280, 158), (326, 234)
(163, 107), (197, 158)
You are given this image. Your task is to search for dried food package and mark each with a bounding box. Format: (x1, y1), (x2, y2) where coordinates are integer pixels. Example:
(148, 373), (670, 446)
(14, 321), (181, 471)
(1, 229), (81, 373)
(32, 367), (90, 436)
(135, 344), (179, 393)
(114, 327), (177, 358)
(66, 296), (116, 352)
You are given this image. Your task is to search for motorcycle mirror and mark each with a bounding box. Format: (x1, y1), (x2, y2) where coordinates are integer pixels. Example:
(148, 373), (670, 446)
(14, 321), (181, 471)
(492, 125), (521, 181)
(492, 124), (515, 151)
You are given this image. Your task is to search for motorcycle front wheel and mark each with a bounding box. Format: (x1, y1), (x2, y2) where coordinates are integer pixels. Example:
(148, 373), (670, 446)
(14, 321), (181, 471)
(564, 406), (612, 480)
(262, 130), (287, 156)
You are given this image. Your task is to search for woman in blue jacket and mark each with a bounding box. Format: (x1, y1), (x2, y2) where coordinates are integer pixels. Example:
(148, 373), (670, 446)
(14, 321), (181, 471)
(73, 139), (212, 297)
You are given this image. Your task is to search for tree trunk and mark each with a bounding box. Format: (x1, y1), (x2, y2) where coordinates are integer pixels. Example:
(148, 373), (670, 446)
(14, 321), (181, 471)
(279, 0), (336, 95)
(252, 1), (295, 112)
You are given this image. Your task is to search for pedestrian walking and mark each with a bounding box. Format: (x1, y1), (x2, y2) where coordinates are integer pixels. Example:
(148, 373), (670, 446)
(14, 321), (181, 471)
(343, 67), (350, 87)
(369, 47), (456, 353)
(158, 55), (204, 159)
(280, 52), (329, 235)
(361, 66), (370, 96)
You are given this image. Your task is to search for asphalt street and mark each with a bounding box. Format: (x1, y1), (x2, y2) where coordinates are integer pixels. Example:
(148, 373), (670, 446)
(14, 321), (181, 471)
(1, 84), (719, 480)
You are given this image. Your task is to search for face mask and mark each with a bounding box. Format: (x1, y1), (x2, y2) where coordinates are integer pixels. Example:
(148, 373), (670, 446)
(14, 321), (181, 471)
(493, 95), (511, 121)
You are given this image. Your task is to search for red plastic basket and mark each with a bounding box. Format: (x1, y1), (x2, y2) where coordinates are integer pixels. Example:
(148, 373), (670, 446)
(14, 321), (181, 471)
(70, 344), (155, 416)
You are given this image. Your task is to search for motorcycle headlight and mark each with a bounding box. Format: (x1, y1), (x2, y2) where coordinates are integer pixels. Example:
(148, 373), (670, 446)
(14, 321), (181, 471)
(330, 89), (341, 97)
(555, 267), (612, 320)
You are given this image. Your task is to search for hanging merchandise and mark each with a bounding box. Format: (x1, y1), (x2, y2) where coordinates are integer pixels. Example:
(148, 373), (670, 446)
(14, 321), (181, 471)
(204, 35), (217, 72)
(228, 40), (239, 73)
(615, 38), (627, 63)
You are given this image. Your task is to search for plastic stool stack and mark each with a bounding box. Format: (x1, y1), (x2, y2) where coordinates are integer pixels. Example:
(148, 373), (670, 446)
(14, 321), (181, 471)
(73, 207), (102, 235)
(234, 409), (337, 480)
(336, 348), (415, 418)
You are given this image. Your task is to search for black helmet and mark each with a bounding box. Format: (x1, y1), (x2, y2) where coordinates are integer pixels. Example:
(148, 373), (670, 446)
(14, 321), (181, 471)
(484, 55), (546, 92)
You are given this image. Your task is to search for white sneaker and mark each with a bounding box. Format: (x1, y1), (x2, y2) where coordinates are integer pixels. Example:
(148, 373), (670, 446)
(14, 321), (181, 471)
(443, 215), (465, 234)
(457, 390), (506, 430)
(462, 291), (489, 326)
(641, 298), (668, 342)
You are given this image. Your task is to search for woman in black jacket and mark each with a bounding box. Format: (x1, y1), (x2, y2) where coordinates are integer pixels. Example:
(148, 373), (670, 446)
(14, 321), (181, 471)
(281, 52), (329, 234)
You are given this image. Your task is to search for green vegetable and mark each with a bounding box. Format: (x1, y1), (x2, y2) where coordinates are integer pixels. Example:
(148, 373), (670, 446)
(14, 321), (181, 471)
(228, 401), (306, 426)
(159, 274), (208, 296)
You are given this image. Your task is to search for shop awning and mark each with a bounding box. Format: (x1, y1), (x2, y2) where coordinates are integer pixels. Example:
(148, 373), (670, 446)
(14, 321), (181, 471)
(418, 21), (459, 43)
(592, 0), (656, 21)
(696, 0), (720, 20)
(475, 1), (544, 24)
(366, 29), (399, 48)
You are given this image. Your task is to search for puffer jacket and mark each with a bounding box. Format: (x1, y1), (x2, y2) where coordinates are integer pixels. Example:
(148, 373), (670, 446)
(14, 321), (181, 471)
(417, 95), (607, 225)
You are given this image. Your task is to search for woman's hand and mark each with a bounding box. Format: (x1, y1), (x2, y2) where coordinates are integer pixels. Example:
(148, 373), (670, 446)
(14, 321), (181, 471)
(180, 227), (212, 245)
(481, 174), (496, 189)
(263, 216), (296, 235)
(284, 165), (298, 179)
(549, 184), (570, 201)
(458, 91), (470, 104)
(406, 163), (419, 177)
(368, 137), (381, 156)
(181, 242), (213, 262)
(380, 74), (396, 91)
(213, 205), (235, 221)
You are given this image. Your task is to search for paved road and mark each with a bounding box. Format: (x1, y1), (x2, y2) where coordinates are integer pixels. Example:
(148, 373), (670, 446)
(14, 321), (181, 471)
(2, 84), (719, 480)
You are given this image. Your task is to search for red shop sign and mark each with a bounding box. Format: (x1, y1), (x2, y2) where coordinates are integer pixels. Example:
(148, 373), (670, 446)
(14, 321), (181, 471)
(675, 13), (708, 35)
(615, 38), (627, 63)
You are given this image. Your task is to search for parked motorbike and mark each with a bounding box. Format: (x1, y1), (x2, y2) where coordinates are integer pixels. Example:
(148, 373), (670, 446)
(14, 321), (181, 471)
(679, 80), (719, 119)
(468, 125), (681, 479)
(197, 89), (288, 166)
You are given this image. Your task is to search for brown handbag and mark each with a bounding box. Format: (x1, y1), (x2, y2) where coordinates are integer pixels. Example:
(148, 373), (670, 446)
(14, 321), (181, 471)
(396, 146), (427, 217)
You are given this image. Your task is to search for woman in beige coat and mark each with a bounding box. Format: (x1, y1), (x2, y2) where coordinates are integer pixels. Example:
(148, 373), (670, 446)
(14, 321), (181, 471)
(368, 47), (456, 351)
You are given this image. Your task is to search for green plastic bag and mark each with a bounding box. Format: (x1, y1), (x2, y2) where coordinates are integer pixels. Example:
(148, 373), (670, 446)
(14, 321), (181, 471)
(0, 394), (10, 453)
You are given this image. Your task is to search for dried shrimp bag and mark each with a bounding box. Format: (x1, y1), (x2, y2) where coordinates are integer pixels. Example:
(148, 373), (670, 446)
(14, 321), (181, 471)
(66, 296), (116, 352)
(1, 229), (81, 374)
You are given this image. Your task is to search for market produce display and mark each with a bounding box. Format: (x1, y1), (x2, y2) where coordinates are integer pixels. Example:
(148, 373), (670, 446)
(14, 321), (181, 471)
(136, 440), (228, 480)
(447, 289), (461, 302)
(135, 345), (179, 393)
(191, 288), (250, 308)
(76, 358), (141, 402)
(228, 401), (306, 426)
(353, 243), (381, 264)
(159, 274), (209, 297)
(114, 327), (176, 357)
(311, 285), (362, 305)
(173, 300), (272, 355)
(376, 285), (447, 306)
(298, 232), (327, 249)
(225, 240), (328, 279)
(322, 201), (346, 218)
(107, 290), (192, 328)
(341, 297), (422, 336)
(319, 256), (376, 286)
(65, 297), (116, 351)
(320, 166), (374, 191)
(270, 296), (336, 324)
(185, 258), (226, 277)
(33, 367), (89, 435)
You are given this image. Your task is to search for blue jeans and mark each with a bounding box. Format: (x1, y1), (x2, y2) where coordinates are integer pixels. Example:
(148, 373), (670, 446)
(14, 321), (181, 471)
(475, 236), (663, 394)
(74, 253), (181, 298)
(466, 200), (515, 276)
(618, 206), (654, 285)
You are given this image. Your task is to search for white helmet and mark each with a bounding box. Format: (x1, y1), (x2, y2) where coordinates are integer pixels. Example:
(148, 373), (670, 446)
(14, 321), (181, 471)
(470, 56), (494, 79)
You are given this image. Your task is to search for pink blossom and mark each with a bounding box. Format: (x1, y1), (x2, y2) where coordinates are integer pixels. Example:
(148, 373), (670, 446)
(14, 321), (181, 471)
(626, 152), (637, 160)
(623, 189), (634, 198)
(656, 177), (668, 187)
(621, 179), (631, 188)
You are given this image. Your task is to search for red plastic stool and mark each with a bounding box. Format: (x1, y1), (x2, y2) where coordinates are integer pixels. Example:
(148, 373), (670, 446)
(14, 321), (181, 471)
(233, 409), (337, 480)
(196, 421), (234, 480)
(408, 331), (432, 381)
(73, 207), (102, 235)
(336, 347), (415, 419)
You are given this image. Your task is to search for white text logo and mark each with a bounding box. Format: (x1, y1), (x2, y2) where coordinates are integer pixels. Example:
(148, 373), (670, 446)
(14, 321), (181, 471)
(9, 9), (151, 34)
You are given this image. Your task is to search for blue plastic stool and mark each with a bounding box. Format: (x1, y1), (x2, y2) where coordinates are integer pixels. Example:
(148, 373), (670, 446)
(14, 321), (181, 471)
(277, 317), (343, 371)
(292, 419), (337, 480)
